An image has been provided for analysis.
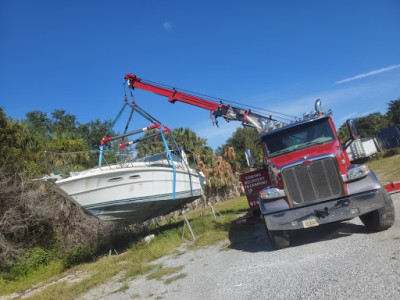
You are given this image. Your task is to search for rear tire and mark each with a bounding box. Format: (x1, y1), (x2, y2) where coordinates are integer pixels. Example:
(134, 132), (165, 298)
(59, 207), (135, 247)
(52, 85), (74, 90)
(360, 191), (395, 231)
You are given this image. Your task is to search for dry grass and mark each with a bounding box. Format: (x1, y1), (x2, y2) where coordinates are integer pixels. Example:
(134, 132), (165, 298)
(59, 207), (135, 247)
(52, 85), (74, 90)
(112, 281), (129, 294)
(146, 265), (184, 281)
(164, 273), (187, 284)
(368, 154), (400, 183)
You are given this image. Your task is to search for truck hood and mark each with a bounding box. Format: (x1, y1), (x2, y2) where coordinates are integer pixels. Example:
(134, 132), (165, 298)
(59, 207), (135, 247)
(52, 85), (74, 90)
(268, 140), (340, 169)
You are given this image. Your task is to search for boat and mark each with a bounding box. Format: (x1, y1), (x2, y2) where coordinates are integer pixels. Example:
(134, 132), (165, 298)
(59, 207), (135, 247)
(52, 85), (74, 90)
(40, 98), (208, 224)
(45, 151), (206, 224)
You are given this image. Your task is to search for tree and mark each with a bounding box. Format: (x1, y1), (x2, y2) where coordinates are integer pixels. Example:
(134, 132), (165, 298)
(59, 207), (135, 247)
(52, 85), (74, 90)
(336, 112), (388, 143)
(77, 119), (113, 149)
(50, 110), (78, 139)
(354, 112), (388, 138)
(220, 127), (263, 172)
(169, 127), (207, 154)
(336, 122), (350, 143)
(135, 127), (207, 157)
(387, 98), (400, 126)
(25, 111), (51, 136)
(0, 108), (25, 172)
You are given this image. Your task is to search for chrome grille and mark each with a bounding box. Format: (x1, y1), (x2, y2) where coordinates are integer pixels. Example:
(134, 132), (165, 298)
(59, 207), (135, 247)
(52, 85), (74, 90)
(282, 156), (345, 207)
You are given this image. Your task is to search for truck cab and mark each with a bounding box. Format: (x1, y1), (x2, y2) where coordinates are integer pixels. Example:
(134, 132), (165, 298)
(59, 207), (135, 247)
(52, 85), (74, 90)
(256, 101), (395, 249)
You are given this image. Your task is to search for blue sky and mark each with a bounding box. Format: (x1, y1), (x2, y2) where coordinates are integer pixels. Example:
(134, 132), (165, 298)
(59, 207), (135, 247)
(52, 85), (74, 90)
(1, 0), (400, 149)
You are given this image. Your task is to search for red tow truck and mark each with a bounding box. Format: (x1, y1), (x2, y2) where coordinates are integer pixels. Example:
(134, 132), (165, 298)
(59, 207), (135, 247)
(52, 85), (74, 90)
(125, 74), (397, 249)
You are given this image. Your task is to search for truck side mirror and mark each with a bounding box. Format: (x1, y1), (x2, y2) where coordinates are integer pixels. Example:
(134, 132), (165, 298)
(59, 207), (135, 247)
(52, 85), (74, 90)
(346, 119), (360, 140)
(245, 149), (257, 168)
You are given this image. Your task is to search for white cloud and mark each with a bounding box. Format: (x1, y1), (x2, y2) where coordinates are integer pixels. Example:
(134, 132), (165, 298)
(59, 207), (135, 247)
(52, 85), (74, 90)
(359, 108), (380, 117)
(335, 64), (400, 84)
(338, 113), (356, 123)
(163, 21), (172, 31)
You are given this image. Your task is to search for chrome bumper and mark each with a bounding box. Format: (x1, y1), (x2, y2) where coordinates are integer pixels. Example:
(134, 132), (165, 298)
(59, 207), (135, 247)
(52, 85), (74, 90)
(264, 188), (388, 231)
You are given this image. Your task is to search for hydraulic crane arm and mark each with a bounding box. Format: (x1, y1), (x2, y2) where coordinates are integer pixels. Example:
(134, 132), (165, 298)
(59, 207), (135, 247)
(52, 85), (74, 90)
(124, 74), (277, 132)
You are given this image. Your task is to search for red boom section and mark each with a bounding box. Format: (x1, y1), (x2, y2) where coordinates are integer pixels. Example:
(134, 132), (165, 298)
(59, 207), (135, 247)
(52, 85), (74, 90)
(125, 74), (222, 111)
(124, 73), (278, 132)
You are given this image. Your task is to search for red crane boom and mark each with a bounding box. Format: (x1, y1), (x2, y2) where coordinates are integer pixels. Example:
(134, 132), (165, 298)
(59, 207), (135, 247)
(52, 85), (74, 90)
(124, 74), (278, 132)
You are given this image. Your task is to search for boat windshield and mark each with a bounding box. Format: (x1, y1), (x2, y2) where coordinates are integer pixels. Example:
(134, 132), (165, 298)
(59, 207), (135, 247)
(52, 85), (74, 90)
(262, 118), (335, 158)
(135, 152), (182, 165)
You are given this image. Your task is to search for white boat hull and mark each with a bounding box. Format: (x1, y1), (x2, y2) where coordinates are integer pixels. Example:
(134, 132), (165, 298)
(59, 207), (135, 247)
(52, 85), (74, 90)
(50, 161), (205, 224)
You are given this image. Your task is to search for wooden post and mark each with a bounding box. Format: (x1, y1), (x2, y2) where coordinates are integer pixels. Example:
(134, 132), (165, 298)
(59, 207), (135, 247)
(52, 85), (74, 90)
(182, 212), (196, 241)
(208, 202), (222, 220)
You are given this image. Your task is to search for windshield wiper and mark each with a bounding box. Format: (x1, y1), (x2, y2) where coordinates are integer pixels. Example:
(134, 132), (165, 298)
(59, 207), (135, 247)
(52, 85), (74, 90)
(269, 149), (292, 157)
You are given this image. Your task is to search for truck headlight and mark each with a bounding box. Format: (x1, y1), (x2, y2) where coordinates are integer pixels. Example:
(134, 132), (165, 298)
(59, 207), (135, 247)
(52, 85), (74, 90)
(347, 165), (370, 181)
(259, 187), (285, 200)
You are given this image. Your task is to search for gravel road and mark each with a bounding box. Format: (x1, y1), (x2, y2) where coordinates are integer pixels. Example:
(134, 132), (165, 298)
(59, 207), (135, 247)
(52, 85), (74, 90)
(81, 193), (400, 300)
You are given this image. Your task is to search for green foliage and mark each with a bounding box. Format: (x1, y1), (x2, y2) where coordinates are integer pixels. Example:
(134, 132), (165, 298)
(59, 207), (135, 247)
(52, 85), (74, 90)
(62, 246), (92, 269)
(77, 119), (113, 149)
(0, 108), (25, 172)
(50, 109), (78, 137)
(220, 127), (263, 172)
(336, 122), (350, 143)
(0, 107), (114, 176)
(25, 110), (51, 136)
(337, 112), (389, 143)
(354, 112), (388, 138)
(135, 130), (167, 156)
(48, 138), (86, 152)
(387, 98), (400, 125)
(136, 127), (207, 157)
(3, 247), (56, 281)
(171, 127), (207, 154)
(337, 98), (400, 142)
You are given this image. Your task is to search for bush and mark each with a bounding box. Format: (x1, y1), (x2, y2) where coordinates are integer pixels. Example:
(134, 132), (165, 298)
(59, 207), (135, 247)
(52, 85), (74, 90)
(0, 171), (121, 280)
(372, 148), (400, 160)
(2, 247), (55, 281)
(62, 246), (92, 269)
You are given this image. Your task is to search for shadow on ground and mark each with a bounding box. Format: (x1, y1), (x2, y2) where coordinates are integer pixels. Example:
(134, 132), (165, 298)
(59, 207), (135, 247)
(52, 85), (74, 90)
(228, 220), (369, 253)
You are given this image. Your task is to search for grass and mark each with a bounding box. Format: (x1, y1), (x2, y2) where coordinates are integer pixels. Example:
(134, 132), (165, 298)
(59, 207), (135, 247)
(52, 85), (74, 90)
(112, 281), (129, 294)
(146, 265), (184, 281)
(1, 195), (249, 299)
(0, 260), (64, 296)
(169, 249), (186, 258)
(368, 153), (400, 183)
(164, 273), (187, 284)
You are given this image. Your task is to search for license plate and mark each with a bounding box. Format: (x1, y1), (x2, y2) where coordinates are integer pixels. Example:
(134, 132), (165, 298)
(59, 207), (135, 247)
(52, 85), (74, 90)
(302, 218), (319, 228)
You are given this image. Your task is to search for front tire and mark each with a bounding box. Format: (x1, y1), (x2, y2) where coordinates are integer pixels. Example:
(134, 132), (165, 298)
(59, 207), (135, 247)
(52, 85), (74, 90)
(265, 226), (290, 249)
(268, 230), (290, 249)
(360, 191), (395, 231)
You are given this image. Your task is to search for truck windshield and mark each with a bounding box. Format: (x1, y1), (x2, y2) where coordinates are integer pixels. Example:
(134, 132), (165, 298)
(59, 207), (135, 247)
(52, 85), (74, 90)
(262, 118), (335, 158)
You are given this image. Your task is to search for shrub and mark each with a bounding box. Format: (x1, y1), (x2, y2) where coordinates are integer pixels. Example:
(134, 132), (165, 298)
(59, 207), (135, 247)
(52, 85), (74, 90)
(62, 246), (92, 269)
(2, 247), (55, 281)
